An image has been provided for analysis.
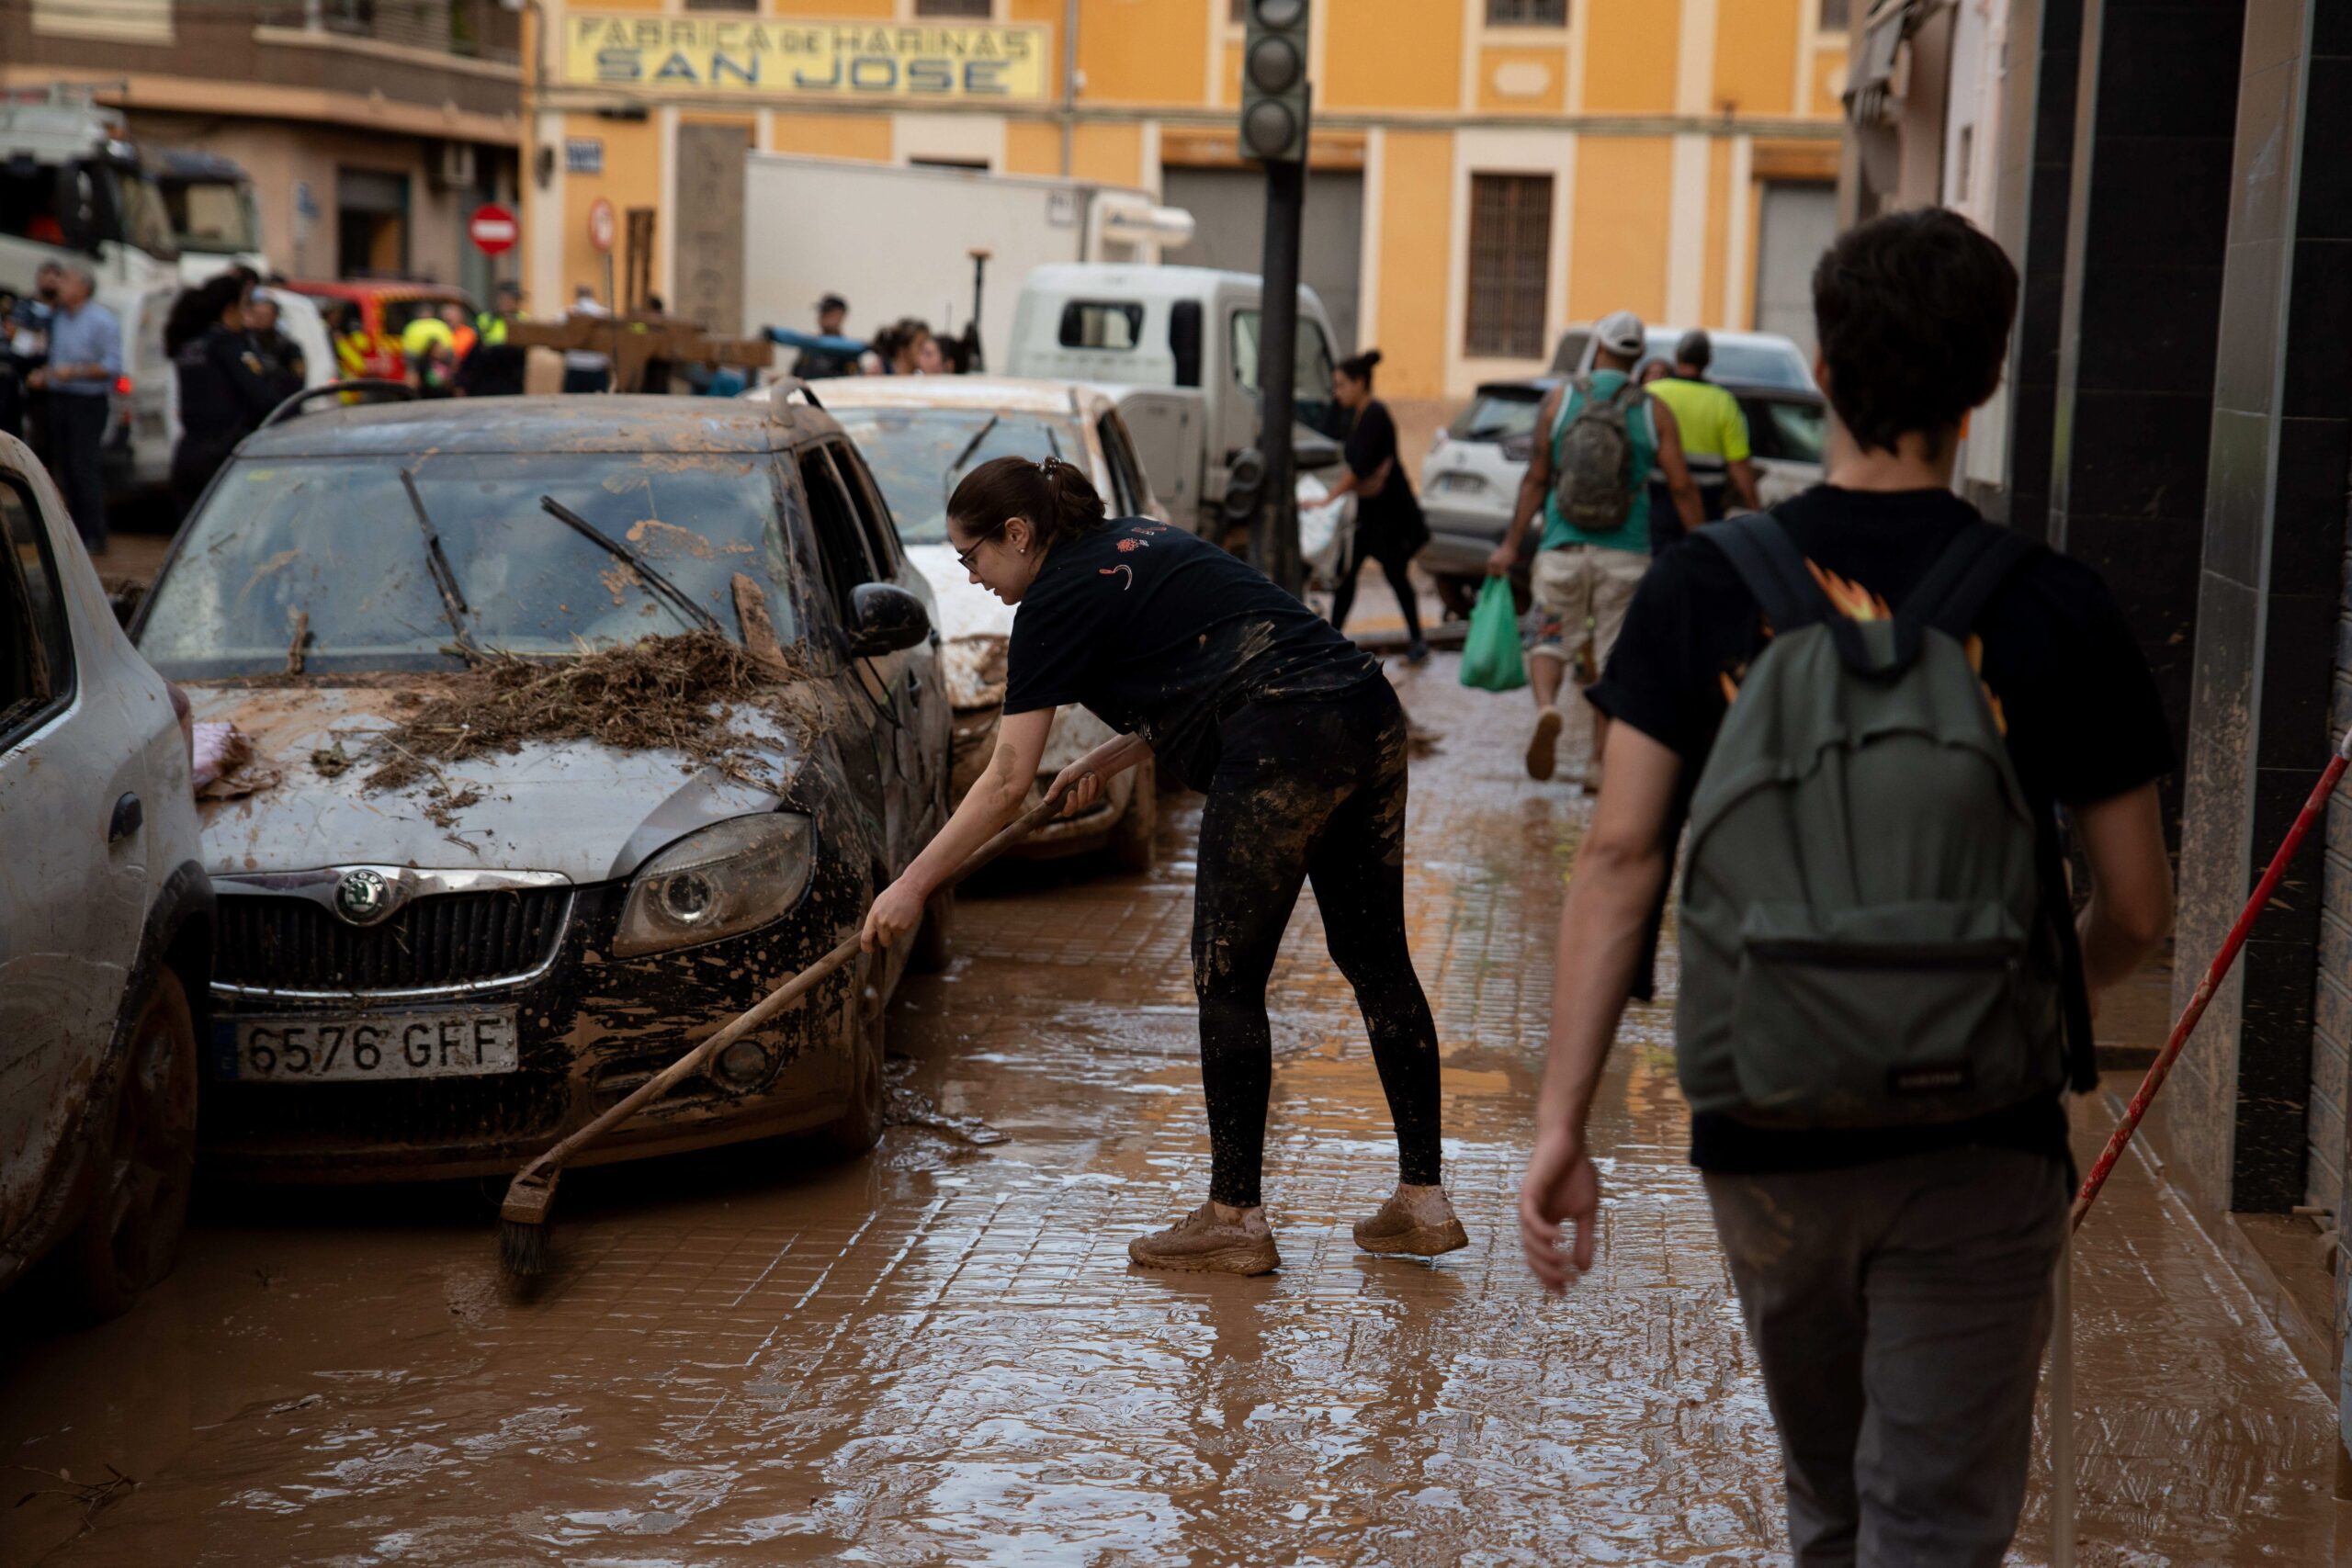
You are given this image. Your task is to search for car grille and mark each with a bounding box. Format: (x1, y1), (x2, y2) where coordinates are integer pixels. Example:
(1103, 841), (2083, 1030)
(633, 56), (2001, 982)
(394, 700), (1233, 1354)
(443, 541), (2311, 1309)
(216, 887), (572, 994)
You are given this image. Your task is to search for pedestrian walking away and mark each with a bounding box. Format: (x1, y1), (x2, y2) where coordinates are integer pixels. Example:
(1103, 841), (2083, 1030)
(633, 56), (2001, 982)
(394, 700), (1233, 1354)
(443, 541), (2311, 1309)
(1323, 349), (1430, 662)
(30, 263), (119, 555)
(1644, 328), (1762, 551)
(1487, 309), (1702, 790)
(862, 455), (1465, 1276)
(1516, 208), (2178, 1566)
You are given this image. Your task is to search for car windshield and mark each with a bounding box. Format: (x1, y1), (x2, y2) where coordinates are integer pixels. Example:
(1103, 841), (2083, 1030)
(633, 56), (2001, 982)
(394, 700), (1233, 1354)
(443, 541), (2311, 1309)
(830, 407), (1084, 547)
(137, 452), (796, 680)
(1747, 397), (1828, 463)
(162, 178), (260, 254)
(1643, 330), (1813, 390)
(1448, 388), (1545, 443)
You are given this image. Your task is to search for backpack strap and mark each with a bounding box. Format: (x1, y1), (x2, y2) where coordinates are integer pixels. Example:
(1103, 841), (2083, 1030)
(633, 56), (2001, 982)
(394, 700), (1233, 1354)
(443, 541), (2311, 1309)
(1701, 511), (1881, 671)
(1899, 523), (2040, 639)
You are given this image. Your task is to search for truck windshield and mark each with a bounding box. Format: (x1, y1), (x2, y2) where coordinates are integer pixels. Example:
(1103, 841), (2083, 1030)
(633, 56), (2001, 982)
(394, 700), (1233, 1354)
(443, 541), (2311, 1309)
(106, 164), (178, 259)
(831, 407), (1084, 547)
(161, 178), (259, 254)
(137, 453), (796, 680)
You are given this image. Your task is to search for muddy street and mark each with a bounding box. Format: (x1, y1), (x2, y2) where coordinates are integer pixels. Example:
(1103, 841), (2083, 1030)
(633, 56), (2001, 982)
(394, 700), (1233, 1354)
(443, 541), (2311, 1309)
(3, 657), (2341, 1565)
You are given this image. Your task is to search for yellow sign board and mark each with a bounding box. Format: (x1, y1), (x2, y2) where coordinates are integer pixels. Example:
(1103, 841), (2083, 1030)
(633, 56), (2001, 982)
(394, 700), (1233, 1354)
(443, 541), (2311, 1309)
(562, 15), (1051, 103)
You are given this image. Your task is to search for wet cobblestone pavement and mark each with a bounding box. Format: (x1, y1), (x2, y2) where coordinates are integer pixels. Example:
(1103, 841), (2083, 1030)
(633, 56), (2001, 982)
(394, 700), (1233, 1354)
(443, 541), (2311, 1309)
(4, 653), (2344, 1564)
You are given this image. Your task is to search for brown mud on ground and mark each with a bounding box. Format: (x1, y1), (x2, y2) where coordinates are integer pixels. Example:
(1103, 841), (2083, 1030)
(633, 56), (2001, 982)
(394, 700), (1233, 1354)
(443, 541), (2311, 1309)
(1, 655), (2344, 1564)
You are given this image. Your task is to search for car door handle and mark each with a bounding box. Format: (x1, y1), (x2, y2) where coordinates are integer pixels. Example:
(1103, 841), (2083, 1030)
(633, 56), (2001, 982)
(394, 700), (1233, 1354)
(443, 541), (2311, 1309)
(107, 792), (142, 845)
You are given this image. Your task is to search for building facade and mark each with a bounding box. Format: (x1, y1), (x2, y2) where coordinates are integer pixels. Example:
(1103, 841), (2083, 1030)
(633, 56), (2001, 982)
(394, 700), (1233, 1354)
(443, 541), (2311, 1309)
(1, 0), (525, 298)
(523, 0), (1851, 400)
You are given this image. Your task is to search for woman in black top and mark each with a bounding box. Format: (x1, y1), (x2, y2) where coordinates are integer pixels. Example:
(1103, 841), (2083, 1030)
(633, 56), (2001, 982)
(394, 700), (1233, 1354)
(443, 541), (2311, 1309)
(165, 273), (281, 517)
(864, 456), (1465, 1275)
(1322, 350), (1430, 663)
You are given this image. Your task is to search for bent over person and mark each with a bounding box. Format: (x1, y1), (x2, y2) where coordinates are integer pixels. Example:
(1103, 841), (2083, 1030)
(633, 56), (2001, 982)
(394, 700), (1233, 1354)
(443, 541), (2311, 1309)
(1518, 209), (2176, 1565)
(865, 456), (1464, 1274)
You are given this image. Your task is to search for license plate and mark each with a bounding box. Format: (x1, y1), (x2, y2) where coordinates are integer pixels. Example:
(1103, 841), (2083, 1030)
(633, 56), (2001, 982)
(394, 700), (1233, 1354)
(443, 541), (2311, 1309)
(1436, 471), (1486, 492)
(222, 1010), (519, 1082)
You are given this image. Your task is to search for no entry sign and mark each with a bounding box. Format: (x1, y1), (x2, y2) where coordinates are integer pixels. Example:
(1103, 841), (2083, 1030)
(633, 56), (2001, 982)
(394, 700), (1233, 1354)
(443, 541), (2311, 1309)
(469, 203), (518, 256)
(587, 197), (616, 254)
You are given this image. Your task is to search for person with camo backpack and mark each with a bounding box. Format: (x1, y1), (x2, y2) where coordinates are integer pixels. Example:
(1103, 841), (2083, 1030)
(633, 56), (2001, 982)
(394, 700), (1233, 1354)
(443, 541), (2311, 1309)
(1488, 310), (1703, 789)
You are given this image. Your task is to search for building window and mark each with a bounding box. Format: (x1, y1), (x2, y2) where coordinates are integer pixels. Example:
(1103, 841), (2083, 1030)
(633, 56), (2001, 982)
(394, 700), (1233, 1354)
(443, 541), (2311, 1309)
(1818, 0), (1849, 28)
(916, 0), (992, 16)
(1487, 0), (1568, 24)
(684, 0), (756, 9)
(1464, 174), (1552, 360)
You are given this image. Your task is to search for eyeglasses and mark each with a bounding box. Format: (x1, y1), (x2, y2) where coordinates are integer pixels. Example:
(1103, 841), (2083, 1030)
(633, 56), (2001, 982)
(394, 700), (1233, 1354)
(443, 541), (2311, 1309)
(955, 533), (995, 573)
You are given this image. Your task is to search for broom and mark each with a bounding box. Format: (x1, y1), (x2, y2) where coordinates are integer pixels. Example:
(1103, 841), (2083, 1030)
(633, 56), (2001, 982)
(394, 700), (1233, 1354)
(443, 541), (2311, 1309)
(498, 785), (1084, 1280)
(2071, 724), (2352, 1229)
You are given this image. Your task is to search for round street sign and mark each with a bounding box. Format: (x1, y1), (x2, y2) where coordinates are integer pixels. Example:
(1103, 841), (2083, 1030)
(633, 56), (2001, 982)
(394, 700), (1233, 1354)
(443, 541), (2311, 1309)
(587, 197), (616, 254)
(468, 202), (517, 256)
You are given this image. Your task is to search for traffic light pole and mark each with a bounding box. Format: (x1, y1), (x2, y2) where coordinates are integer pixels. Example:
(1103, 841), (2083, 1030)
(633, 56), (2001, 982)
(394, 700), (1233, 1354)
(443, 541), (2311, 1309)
(1250, 146), (1307, 596)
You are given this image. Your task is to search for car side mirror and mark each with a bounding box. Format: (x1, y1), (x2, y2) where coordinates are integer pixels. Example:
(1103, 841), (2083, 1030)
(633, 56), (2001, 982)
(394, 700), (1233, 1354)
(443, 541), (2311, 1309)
(846, 581), (930, 657)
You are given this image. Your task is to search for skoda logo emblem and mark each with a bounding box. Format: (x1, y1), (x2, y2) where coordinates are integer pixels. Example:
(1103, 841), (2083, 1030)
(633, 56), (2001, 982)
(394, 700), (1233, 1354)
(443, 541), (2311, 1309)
(334, 868), (394, 926)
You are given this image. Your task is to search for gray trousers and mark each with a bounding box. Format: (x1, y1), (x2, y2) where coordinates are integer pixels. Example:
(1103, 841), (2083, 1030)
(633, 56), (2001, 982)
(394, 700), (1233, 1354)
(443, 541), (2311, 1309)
(1703, 1146), (2068, 1568)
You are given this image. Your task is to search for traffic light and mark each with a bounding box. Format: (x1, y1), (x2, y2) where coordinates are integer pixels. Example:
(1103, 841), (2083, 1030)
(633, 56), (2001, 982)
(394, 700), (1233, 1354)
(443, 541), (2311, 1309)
(1239, 0), (1310, 164)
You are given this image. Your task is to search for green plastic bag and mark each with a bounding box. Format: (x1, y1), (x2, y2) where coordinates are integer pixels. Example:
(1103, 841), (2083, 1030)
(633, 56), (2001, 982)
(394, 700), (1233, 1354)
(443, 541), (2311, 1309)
(1458, 576), (1528, 693)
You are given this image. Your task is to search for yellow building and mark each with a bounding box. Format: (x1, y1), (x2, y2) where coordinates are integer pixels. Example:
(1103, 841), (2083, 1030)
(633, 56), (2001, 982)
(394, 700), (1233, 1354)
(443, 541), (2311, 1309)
(523, 0), (1846, 400)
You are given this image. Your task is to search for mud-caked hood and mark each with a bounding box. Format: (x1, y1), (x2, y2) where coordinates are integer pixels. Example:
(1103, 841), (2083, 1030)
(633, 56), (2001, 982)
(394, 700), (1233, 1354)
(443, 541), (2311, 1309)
(187, 683), (797, 885)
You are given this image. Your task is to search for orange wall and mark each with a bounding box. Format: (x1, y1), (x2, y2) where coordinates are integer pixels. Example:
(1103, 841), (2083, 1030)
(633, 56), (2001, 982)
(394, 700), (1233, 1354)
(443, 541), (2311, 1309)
(1810, 45), (1849, 118)
(1375, 131), (1453, 397)
(1476, 45), (1570, 114)
(1002, 118), (1063, 176)
(1713, 0), (1800, 117)
(1324, 0), (1462, 111)
(1581, 0), (1679, 115)
(560, 108), (659, 305)
(1069, 121), (1143, 187)
(768, 0), (894, 16)
(1567, 135), (1673, 325)
(1076, 0), (1206, 107)
(1702, 135), (1731, 325)
(767, 112), (891, 162)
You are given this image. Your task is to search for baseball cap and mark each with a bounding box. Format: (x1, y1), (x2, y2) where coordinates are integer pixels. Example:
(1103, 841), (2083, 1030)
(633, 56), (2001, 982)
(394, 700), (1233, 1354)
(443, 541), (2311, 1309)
(1595, 310), (1645, 358)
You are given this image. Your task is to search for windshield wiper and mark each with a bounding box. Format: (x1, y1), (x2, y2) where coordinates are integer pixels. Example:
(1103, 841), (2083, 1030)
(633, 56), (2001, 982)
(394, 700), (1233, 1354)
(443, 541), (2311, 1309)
(941, 413), (1001, 499)
(537, 495), (722, 635)
(400, 468), (484, 663)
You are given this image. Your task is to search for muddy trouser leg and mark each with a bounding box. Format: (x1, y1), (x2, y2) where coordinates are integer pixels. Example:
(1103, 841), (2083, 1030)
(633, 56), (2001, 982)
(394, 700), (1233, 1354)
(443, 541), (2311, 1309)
(1304, 689), (1441, 1186)
(1191, 705), (1346, 1209)
(1704, 1149), (2068, 1568)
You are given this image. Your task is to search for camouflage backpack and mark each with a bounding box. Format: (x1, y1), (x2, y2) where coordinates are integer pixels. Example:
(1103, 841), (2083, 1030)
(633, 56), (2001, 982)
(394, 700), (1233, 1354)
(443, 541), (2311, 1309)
(1551, 373), (1645, 532)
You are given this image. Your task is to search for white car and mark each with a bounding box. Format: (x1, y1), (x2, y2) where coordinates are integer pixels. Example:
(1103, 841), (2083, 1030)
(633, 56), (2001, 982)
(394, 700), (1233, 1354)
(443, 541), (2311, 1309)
(0, 432), (211, 1318)
(769, 376), (1165, 871)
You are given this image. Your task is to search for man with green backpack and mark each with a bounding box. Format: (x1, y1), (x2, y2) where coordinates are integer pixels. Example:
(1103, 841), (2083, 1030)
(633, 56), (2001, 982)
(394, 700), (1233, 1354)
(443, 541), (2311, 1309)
(1488, 309), (1704, 789)
(1518, 209), (2177, 1564)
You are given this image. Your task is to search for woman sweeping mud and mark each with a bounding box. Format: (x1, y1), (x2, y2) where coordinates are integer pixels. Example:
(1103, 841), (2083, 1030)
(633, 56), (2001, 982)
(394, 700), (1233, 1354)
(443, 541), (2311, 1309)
(864, 455), (1464, 1275)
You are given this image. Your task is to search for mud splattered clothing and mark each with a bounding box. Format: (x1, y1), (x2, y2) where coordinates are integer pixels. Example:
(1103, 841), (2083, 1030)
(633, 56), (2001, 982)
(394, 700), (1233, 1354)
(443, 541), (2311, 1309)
(1002, 520), (1440, 1208)
(1003, 520), (1382, 792)
(1193, 681), (1442, 1207)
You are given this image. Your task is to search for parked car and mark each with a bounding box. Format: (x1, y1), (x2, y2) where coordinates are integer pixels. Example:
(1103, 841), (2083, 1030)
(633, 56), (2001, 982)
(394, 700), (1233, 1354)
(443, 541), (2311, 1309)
(130, 395), (950, 1182)
(769, 375), (1165, 872)
(279, 278), (475, 382)
(1550, 322), (1817, 390)
(0, 432), (212, 1317)
(1419, 375), (1829, 609)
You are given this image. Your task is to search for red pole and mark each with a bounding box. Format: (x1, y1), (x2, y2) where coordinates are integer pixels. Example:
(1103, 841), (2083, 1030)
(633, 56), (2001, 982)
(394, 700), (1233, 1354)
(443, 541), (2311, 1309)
(2072, 725), (2352, 1230)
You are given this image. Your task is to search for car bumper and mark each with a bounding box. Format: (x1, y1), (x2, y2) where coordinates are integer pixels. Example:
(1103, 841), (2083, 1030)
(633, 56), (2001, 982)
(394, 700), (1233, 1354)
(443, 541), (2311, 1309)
(197, 879), (874, 1184)
(1421, 495), (1515, 579)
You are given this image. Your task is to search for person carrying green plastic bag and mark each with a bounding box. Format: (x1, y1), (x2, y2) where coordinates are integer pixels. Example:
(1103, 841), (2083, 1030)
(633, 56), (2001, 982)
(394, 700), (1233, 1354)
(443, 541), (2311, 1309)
(1459, 575), (1527, 692)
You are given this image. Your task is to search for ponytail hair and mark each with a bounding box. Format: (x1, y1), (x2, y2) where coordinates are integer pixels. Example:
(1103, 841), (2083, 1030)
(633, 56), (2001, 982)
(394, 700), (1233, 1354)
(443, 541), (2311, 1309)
(1335, 347), (1383, 390)
(948, 454), (1108, 554)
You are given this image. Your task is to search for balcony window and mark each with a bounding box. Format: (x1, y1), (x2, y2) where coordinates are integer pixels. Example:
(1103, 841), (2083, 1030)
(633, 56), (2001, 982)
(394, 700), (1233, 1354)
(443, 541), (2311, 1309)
(1488, 0), (1568, 24)
(1464, 173), (1552, 361)
(915, 0), (992, 16)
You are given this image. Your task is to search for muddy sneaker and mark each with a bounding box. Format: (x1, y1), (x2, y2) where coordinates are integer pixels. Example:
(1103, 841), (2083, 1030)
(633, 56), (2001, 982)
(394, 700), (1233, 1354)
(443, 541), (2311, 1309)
(1525, 707), (1564, 781)
(1353, 1185), (1470, 1258)
(1128, 1202), (1281, 1275)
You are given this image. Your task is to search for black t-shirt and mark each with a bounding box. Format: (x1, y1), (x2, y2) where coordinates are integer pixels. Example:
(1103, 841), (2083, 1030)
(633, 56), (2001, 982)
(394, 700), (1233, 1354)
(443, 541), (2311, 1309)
(1003, 518), (1383, 790)
(1343, 400), (1426, 547)
(1589, 484), (2177, 1175)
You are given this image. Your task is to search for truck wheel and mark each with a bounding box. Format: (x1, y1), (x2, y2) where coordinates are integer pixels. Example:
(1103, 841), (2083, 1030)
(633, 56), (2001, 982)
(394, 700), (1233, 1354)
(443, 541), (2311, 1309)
(910, 885), (954, 974)
(821, 983), (887, 1157)
(70, 968), (198, 1322)
(1106, 759), (1158, 874)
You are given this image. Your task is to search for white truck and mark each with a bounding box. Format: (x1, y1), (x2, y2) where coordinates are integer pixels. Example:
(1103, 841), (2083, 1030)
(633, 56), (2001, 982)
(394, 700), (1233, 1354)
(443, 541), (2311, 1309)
(1005, 263), (1348, 549)
(0, 88), (180, 496)
(740, 155), (1194, 378)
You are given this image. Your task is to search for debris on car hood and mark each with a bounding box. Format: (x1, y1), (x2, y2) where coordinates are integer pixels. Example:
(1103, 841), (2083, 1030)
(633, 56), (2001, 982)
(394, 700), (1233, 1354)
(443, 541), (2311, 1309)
(190, 721), (282, 802)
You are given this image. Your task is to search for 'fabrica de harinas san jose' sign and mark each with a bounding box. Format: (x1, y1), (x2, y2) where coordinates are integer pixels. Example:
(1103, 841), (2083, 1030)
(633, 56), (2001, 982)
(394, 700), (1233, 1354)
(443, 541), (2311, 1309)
(563, 17), (1051, 102)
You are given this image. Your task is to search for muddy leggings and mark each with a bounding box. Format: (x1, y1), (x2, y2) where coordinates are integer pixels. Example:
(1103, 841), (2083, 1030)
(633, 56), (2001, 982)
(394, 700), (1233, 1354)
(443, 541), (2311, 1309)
(1192, 679), (1443, 1208)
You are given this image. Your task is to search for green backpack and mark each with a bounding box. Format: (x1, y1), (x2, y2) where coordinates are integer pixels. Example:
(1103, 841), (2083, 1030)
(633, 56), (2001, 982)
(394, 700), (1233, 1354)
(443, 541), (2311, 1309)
(1676, 513), (2076, 1128)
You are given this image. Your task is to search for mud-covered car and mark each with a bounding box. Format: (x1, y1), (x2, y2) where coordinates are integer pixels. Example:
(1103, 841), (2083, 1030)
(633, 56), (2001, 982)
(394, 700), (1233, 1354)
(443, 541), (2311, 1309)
(0, 433), (212, 1317)
(766, 376), (1163, 872)
(130, 396), (950, 1182)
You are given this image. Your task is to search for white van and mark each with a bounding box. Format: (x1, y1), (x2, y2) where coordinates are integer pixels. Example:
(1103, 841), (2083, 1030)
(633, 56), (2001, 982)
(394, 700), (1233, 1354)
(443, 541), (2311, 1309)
(1006, 264), (1346, 539)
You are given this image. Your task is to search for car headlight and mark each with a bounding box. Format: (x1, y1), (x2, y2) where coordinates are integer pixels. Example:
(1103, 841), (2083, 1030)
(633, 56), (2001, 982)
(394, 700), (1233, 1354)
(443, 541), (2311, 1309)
(612, 813), (815, 958)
